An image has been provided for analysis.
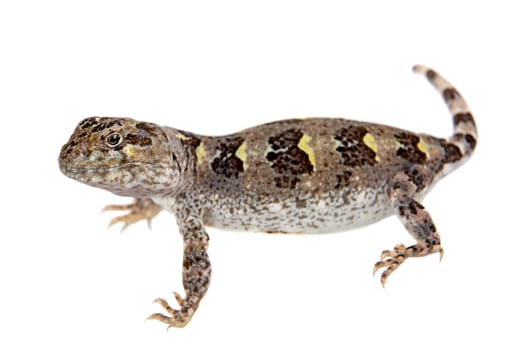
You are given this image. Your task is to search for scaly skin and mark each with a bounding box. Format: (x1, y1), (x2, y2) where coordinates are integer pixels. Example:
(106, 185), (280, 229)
(59, 65), (477, 327)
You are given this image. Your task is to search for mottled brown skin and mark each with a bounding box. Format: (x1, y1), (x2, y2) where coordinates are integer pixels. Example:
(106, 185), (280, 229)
(58, 65), (477, 327)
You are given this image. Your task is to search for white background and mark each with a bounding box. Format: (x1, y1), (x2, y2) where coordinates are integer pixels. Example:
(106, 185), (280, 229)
(1, 1), (523, 349)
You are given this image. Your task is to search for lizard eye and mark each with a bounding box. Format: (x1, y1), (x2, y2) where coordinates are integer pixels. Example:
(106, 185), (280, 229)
(105, 133), (123, 147)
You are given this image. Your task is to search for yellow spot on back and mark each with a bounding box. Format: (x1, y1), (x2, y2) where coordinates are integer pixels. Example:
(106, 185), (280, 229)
(417, 138), (429, 158)
(395, 140), (403, 150)
(196, 144), (206, 165)
(363, 133), (380, 162)
(235, 142), (248, 170)
(297, 134), (316, 171)
(176, 133), (189, 141)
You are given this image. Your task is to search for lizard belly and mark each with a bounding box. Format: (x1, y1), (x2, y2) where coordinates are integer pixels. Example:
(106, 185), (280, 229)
(202, 187), (393, 234)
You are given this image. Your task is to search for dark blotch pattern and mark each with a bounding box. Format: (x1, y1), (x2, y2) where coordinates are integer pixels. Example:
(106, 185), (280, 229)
(125, 133), (152, 146)
(453, 112), (475, 127)
(123, 123), (160, 147)
(183, 136), (202, 149)
(442, 88), (461, 103)
(211, 136), (244, 178)
(404, 167), (427, 192)
(176, 131), (202, 149)
(394, 132), (426, 163)
(136, 122), (157, 135)
(266, 129), (313, 189)
(92, 120), (122, 133)
(398, 199), (425, 218)
(439, 139), (462, 164)
(80, 117), (99, 129)
(333, 126), (376, 167)
(334, 170), (353, 189)
(425, 69), (437, 81)
(465, 134), (477, 149)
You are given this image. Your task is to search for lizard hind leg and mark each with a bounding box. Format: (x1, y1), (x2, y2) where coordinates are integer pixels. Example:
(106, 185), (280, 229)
(374, 167), (443, 287)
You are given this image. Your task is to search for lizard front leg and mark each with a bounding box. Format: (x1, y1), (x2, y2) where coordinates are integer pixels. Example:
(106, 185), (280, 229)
(103, 198), (162, 231)
(148, 214), (211, 328)
(374, 166), (443, 286)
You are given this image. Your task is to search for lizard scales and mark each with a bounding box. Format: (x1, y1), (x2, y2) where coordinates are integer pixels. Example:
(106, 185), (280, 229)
(59, 65), (477, 328)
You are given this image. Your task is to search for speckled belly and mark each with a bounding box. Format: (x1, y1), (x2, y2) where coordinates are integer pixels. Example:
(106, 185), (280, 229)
(203, 187), (393, 234)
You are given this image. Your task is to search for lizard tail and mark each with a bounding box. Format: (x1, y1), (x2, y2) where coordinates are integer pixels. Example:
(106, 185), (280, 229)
(413, 65), (477, 161)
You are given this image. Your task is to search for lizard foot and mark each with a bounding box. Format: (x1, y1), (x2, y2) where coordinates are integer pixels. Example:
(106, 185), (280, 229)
(373, 243), (444, 287)
(103, 198), (162, 232)
(373, 244), (409, 287)
(147, 292), (193, 328)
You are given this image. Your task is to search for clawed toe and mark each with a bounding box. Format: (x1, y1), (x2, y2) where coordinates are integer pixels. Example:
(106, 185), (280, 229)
(373, 243), (443, 287)
(379, 244), (406, 260)
(103, 198), (162, 232)
(373, 244), (408, 287)
(147, 292), (193, 328)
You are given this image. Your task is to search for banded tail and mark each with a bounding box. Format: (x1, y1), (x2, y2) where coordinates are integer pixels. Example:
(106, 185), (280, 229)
(413, 65), (477, 170)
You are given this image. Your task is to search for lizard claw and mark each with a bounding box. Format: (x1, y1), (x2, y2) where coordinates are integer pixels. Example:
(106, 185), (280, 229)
(373, 243), (443, 287)
(103, 198), (162, 232)
(373, 244), (408, 287)
(147, 292), (193, 328)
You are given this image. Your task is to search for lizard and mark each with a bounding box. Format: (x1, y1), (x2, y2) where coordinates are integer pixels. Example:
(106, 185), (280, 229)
(58, 65), (477, 328)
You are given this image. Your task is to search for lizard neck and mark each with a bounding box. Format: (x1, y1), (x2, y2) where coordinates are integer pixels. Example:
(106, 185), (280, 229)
(162, 126), (202, 196)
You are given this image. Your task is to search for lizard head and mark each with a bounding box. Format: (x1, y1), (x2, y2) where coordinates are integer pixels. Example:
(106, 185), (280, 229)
(59, 117), (180, 197)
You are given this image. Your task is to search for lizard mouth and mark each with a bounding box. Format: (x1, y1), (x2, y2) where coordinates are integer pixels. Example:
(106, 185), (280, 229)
(58, 162), (143, 183)
(59, 161), (160, 177)
(59, 162), (119, 175)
